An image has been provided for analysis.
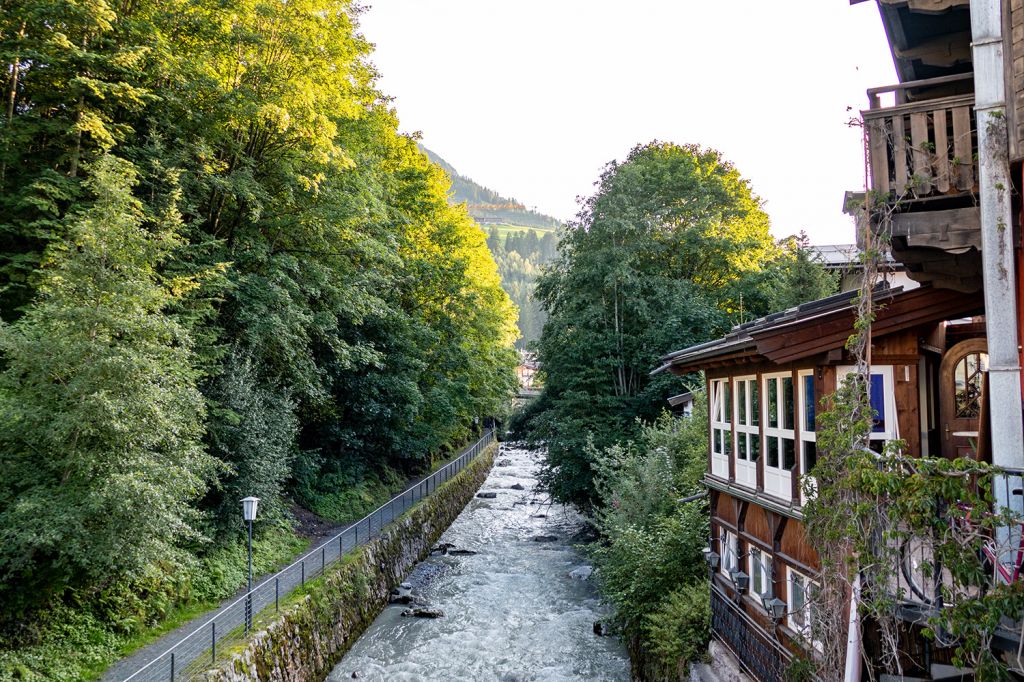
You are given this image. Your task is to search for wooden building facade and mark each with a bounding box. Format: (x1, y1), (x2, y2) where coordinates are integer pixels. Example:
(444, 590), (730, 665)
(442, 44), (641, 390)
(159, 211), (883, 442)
(655, 285), (987, 680)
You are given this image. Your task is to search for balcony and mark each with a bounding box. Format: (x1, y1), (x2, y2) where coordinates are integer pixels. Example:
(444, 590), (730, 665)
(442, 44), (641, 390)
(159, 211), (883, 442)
(860, 73), (982, 291)
(863, 73), (977, 204)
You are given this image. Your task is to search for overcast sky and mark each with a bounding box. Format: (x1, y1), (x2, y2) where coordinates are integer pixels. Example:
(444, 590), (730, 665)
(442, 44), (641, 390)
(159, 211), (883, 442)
(359, 1), (898, 245)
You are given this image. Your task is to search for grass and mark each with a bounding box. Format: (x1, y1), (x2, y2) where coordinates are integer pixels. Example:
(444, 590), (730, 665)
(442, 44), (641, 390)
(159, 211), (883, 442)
(0, 526), (309, 682)
(483, 223), (559, 240)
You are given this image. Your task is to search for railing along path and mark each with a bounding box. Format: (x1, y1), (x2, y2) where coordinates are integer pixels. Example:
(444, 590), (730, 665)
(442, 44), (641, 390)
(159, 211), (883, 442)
(119, 430), (494, 682)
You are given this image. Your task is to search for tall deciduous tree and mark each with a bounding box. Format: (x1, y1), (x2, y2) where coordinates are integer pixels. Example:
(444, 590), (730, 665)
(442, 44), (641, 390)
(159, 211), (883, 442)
(530, 141), (775, 508)
(0, 155), (214, 599)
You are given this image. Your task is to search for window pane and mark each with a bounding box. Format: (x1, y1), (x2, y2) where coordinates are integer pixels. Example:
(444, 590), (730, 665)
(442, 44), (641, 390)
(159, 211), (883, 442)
(738, 381), (747, 424)
(714, 429), (722, 454)
(724, 383), (732, 424)
(768, 379), (778, 428)
(750, 435), (760, 462)
(783, 438), (795, 471)
(870, 374), (886, 433)
(791, 577), (806, 627)
(782, 377), (794, 430)
(803, 441), (817, 473)
(768, 437), (779, 467)
(803, 375), (815, 432)
(723, 431), (732, 456)
(738, 433), (747, 461)
(751, 381), (760, 427)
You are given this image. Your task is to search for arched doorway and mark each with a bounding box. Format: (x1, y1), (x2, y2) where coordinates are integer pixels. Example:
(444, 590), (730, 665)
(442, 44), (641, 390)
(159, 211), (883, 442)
(939, 338), (988, 459)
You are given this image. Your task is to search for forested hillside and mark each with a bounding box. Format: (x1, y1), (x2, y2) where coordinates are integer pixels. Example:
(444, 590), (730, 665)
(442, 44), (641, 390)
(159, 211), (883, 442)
(486, 227), (558, 346)
(0, 1), (517, 677)
(422, 148), (560, 347)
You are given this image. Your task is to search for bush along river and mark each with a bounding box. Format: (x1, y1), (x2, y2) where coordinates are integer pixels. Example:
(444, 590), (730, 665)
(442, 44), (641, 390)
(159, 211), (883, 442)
(330, 443), (631, 681)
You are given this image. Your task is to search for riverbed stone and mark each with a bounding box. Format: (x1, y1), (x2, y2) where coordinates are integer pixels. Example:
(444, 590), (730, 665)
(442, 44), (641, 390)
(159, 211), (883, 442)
(476, 491), (498, 499)
(569, 565), (593, 581)
(532, 535), (559, 542)
(496, 458), (512, 467)
(447, 548), (477, 555)
(401, 607), (444, 618)
(510, 483), (525, 490)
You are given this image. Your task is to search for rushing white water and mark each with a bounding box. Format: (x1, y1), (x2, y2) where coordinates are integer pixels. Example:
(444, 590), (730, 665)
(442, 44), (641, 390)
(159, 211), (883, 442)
(330, 444), (631, 682)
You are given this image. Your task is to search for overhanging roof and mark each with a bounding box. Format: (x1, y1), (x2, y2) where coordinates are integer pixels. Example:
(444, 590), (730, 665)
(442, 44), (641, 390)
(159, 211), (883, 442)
(653, 285), (984, 375)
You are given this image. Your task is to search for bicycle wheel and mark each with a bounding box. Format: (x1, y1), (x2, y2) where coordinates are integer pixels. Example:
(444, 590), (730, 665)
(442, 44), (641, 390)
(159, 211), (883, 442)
(899, 535), (938, 605)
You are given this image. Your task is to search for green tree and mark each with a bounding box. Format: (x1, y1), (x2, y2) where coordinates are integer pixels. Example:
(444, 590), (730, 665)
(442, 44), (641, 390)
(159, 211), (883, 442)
(530, 141), (774, 508)
(0, 155), (214, 601)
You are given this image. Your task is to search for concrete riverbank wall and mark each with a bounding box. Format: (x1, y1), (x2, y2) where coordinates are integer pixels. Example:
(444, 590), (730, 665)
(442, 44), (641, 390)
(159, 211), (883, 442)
(199, 443), (496, 682)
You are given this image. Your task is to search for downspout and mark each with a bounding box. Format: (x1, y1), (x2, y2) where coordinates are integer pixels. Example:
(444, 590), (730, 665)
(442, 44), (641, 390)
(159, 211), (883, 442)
(971, 0), (1024, 517)
(844, 572), (862, 682)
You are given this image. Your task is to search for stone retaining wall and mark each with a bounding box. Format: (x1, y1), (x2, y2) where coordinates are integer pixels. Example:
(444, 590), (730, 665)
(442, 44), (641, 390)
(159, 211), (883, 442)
(199, 443), (496, 682)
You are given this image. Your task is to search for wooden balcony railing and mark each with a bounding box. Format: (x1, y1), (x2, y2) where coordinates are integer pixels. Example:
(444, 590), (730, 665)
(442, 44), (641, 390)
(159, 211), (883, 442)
(863, 73), (977, 201)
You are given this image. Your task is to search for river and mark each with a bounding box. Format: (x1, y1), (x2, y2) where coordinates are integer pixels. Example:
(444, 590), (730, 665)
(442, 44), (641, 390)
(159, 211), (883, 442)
(329, 443), (631, 681)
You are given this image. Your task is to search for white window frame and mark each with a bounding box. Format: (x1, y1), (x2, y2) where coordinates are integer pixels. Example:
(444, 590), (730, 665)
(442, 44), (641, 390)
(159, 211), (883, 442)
(762, 372), (796, 501)
(710, 378), (731, 479)
(787, 566), (823, 652)
(733, 375), (759, 490)
(720, 529), (739, 578)
(797, 369), (817, 505)
(838, 365), (899, 447)
(749, 545), (771, 599)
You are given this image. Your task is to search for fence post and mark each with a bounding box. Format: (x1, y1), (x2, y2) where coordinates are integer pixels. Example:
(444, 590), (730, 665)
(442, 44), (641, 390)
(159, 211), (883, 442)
(212, 621), (216, 663)
(170, 652), (175, 681)
(339, 532), (343, 558)
(322, 545), (325, 573)
(301, 560), (305, 586)
(275, 577), (279, 612)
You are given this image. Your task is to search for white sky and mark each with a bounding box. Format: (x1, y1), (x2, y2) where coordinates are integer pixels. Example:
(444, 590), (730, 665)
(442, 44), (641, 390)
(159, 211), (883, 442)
(359, 1), (898, 245)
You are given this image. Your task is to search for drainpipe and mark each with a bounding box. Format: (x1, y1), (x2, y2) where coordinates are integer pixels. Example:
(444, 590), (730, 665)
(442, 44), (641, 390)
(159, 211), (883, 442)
(972, 0), (1024, 515)
(843, 572), (862, 682)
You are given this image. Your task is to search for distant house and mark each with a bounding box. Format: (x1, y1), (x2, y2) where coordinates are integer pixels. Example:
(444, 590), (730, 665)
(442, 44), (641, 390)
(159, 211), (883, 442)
(655, 284), (990, 680)
(667, 391), (694, 418)
(515, 352), (540, 391)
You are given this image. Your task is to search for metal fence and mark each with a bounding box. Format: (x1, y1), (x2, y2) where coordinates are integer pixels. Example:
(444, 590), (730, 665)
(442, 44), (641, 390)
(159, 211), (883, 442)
(710, 583), (791, 682)
(119, 430), (494, 682)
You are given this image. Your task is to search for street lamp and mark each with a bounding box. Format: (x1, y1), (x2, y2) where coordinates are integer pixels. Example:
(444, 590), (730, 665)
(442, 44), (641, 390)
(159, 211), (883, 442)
(242, 496), (259, 632)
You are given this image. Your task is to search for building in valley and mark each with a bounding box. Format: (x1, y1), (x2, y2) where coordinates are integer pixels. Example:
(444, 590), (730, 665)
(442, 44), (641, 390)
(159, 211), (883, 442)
(657, 0), (1024, 679)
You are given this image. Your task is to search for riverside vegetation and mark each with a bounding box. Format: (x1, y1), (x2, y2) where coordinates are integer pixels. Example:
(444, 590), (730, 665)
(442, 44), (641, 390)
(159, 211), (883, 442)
(0, 2), (518, 680)
(512, 141), (839, 679)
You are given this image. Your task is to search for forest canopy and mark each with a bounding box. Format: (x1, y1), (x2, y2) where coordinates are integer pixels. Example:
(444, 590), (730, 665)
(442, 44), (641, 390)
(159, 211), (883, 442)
(0, 0), (517, 646)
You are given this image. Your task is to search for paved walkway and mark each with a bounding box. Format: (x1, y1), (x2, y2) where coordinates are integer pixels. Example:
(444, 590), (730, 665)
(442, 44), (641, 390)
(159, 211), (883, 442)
(101, 433), (492, 682)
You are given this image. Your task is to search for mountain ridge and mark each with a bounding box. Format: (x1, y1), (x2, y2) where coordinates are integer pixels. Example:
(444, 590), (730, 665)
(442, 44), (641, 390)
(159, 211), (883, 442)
(420, 146), (562, 230)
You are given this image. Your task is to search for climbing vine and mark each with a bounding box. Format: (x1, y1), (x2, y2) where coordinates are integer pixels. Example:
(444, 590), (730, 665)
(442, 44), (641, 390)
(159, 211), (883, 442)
(803, 121), (1024, 680)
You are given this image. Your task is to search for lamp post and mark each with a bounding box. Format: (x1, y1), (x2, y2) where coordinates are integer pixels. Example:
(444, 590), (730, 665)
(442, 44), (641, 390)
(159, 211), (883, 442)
(242, 496), (259, 633)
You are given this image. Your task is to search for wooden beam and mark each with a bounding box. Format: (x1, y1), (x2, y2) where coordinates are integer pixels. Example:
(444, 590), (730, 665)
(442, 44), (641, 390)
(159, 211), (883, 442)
(890, 206), (981, 250)
(879, 0), (969, 11)
(894, 31), (972, 68)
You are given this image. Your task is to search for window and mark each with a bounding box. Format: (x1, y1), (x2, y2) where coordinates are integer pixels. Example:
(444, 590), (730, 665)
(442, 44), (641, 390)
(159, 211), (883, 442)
(710, 378), (732, 478)
(787, 567), (823, 651)
(763, 373), (796, 500)
(749, 546), (771, 599)
(733, 376), (759, 488)
(720, 529), (739, 577)
(838, 365), (898, 451)
(798, 370), (817, 503)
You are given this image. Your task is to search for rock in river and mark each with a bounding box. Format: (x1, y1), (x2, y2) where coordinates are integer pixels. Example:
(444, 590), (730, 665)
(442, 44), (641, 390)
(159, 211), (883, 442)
(476, 491), (498, 499)
(532, 535), (559, 543)
(401, 607), (444, 618)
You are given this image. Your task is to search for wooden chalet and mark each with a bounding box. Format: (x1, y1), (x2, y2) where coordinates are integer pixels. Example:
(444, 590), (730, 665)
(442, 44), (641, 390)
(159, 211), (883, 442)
(656, 284), (989, 680)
